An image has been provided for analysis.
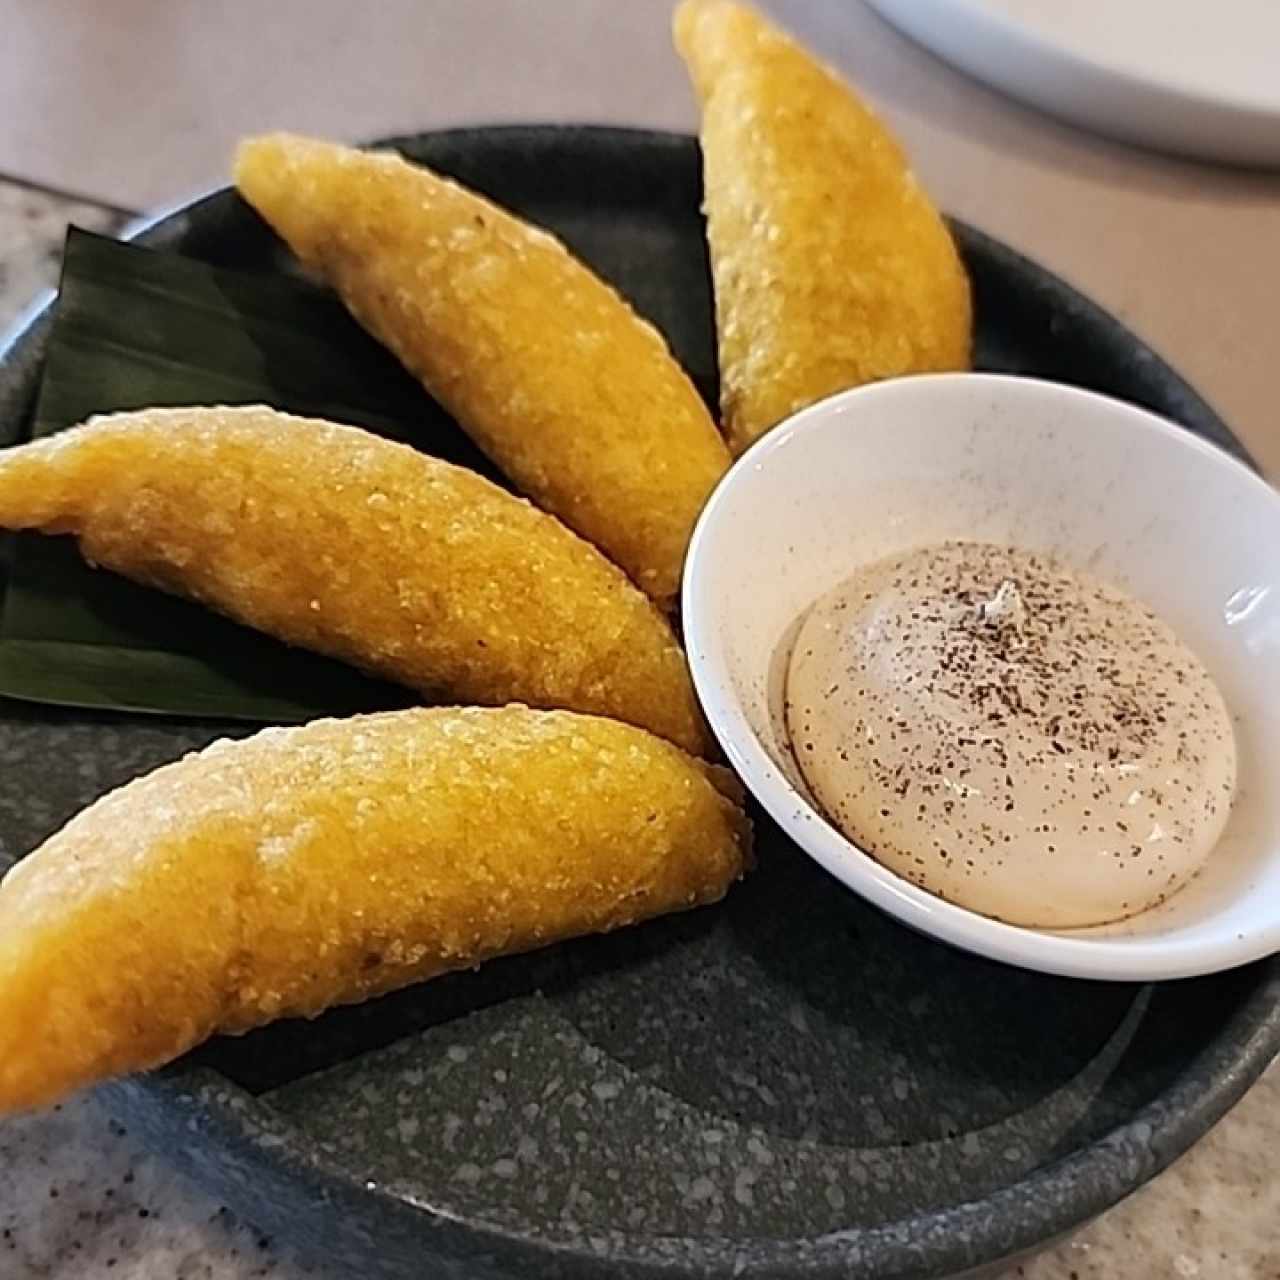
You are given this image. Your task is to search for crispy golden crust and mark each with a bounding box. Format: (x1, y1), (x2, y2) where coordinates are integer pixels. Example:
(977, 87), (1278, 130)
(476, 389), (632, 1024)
(234, 133), (731, 608)
(0, 705), (751, 1114)
(0, 406), (710, 754)
(674, 0), (972, 454)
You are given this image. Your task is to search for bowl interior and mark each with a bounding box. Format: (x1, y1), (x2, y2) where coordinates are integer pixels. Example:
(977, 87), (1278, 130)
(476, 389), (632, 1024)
(684, 373), (1280, 978)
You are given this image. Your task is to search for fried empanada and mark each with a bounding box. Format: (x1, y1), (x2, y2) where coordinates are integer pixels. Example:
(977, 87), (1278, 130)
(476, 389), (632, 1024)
(674, 0), (972, 453)
(0, 406), (710, 754)
(0, 705), (750, 1114)
(235, 133), (731, 607)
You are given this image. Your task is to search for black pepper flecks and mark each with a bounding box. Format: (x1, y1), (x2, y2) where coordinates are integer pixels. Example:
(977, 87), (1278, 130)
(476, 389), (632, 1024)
(785, 540), (1238, 928)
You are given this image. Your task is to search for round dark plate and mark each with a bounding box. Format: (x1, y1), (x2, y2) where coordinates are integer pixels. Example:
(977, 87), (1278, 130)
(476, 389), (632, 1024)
(0, 128), (1276, 1280)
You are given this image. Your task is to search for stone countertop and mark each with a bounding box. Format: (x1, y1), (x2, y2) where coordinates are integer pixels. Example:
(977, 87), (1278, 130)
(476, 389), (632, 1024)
(0, 185), (1277, 1280)
(0, 183), (126, 335)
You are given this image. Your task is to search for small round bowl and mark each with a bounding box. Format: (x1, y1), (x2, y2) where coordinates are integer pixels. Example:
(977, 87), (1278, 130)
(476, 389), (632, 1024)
(683, 373), (1280, 981)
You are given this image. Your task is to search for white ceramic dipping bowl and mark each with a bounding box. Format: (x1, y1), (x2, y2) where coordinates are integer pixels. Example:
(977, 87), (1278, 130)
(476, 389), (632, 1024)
(683, 374), (1280, 981)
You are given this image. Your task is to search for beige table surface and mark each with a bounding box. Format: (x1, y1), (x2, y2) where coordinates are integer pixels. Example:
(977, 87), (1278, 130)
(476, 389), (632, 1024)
(0, 2), (1276, 1278)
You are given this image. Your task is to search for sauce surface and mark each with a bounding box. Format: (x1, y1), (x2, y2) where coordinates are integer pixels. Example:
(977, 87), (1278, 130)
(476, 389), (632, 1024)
(784, 541), (1236, 927)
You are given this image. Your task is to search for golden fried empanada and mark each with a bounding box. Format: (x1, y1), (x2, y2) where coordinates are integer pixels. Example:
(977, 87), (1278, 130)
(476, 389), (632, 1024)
(675, 0), (972, 453)
(0, 406), (710, 754)
(0, 705), (751, 1114)
(235, 134), (731, 607)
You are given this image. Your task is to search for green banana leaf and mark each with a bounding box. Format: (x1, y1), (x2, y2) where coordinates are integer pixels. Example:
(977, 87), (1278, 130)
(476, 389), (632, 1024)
(0, 227), (499, 722)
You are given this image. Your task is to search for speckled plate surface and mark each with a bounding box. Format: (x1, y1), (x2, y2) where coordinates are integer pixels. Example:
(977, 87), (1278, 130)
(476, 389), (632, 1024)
(0, 128), (1277, 1280)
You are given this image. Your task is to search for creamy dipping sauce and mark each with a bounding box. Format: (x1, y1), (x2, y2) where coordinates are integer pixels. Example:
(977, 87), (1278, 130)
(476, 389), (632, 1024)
(784, 541), (1236, 927)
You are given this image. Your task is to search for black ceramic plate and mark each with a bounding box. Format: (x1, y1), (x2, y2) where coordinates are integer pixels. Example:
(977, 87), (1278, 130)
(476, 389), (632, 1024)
(0, 128), (1277, 1280)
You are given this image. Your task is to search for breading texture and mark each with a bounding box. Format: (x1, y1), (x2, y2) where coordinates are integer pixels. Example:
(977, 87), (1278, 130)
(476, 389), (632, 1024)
(674, 0), (972, 454)
(234, 133), (731, 608)
(0, 406), (710, 754)
(0, 705), (751, 1113)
